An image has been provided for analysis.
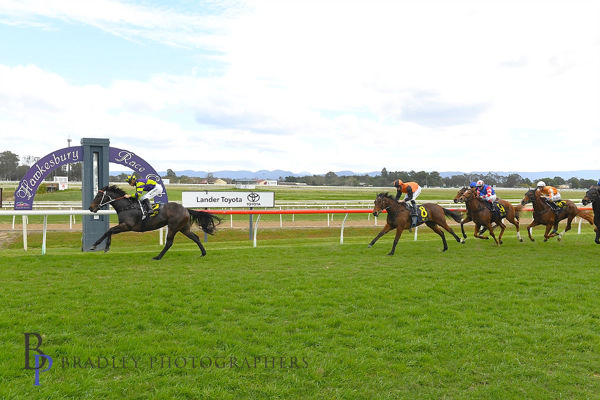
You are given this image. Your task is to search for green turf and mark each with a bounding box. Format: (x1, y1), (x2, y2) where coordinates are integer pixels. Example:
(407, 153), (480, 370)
(1, 225), (600, 399)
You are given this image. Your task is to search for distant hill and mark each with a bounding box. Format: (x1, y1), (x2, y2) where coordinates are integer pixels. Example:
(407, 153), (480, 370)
(438, 170), (600, 180)
(110, 169), (600, 181)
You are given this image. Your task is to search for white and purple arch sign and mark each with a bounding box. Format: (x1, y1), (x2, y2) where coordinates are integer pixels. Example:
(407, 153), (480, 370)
(14, 146), (168, 210)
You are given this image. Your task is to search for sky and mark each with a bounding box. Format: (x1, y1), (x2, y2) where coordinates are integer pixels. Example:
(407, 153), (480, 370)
(0, 0), (599, 175)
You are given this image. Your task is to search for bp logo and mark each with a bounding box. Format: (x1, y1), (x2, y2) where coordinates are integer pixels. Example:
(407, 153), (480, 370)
(247, 192), (260, 202)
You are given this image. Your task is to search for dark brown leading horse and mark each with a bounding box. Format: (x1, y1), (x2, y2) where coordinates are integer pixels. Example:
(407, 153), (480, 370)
(582, 186), (600, 244)
(368, 192), (464, 254)
(457, 187), (523, 245)
(88, 185), (221, 259)
(521, 188), (593, 242)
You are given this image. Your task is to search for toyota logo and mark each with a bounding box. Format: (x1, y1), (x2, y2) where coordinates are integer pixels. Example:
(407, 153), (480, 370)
(247, 192), (260, 202)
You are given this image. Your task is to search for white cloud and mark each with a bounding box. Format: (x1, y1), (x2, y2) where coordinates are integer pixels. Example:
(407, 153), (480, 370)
(0, 0), (599, 174)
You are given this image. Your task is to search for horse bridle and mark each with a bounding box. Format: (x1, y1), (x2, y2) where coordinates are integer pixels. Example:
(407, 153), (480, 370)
(94, 190), (125, 209)
(373, 196), (390, 217)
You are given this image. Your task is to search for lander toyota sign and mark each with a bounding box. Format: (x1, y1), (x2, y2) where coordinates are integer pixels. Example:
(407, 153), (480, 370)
(182, 192), (275, 208)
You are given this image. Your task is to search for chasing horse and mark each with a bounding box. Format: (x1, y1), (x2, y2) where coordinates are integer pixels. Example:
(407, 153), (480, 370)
(88, 185), (221, 260)
(521, 188), (593, 242)
(457, 186), (523, 245)
(453, 185), (490, 238)
(368, 192), (464, 254)
(582, 186), (600, 244)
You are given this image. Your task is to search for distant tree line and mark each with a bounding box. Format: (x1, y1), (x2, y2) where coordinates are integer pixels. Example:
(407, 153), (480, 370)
(284, 168), (599, 188)
(1, 150), (597, 188)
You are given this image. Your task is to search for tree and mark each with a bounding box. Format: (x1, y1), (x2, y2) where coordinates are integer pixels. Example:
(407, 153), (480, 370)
(0, 151), (20, 180)
(505, 173), (523, 188)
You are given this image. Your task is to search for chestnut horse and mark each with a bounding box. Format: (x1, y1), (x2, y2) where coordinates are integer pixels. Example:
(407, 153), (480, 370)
(521, 188), (593, 242)
(453, 186), (491, 238)
(88, 185), (221, 259)
(582, 186), (600, 244)
(457, 187), (523, 245)
(368, 192), (464, 254)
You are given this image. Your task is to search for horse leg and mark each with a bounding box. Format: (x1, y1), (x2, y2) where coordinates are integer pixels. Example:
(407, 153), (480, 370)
(460, 215), (472, 239)
(154, 228), (177, 260)
(526, 221), (538, 242)
(387, 227), (404, 256)
(484, 222), (499, 246)
(473, 223), (488, 240)
(437, 219), (464, 244)
(496, 220), (506, 245)
(90, 223), (129, 252)
(543, 224), (557, 241)
(425, 222), (449, 251)
(508, 216), (523, 242)
(368, 224), (392, 248)
(181, 226), (207, 256)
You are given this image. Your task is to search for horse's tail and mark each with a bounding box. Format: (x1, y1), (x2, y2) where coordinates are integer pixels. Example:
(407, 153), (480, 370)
(576, 209), (595, 225)
(514, 203), (524, 221)
(189, 209), (222, 235)
(443, 207), (463, 223)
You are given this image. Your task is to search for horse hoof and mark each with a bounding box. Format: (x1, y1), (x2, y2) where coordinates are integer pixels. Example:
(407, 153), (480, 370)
(460, 239), (465, 244)
(152, 256), (161, 260)
(103, 248), (110, 253)
(519, 239), (524, 242)
(368, 244), (373, 248)
(386, 253), (394, 256)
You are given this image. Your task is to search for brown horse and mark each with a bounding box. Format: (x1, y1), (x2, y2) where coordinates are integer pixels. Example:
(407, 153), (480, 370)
(368, 192), (464, 254)
(582, 186), (600, 244)
(458, 187), (523, 245)
(89, 185), (221, 259)
(521, 188), (594, 242)
(453, 186), (492, 238)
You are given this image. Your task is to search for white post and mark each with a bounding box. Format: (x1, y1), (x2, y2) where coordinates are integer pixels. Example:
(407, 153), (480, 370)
(340, 213), (349, 244)
(253, 214), (261, 247)
(42, 215), (48, 255)
(22, 215), (27, 251)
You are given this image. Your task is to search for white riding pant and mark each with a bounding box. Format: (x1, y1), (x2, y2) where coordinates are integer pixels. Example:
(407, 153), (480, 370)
(410, 186), (422, 201)
(141, 185), (163, 201)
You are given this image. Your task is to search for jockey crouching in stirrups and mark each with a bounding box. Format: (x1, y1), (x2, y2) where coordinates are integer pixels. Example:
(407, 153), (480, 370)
(393, 179), (422, 228)
(475, 180), (496, 213)
(536, 181), (561, 213)
(125, 175), (163, 220)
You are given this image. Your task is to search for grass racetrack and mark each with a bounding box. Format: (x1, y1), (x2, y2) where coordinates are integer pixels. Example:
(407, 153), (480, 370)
(2, 224), (600, 399)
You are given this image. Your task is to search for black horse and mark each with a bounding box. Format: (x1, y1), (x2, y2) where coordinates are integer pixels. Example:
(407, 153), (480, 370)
(582, 186), (600, 244)
(88, 185), (221, 259)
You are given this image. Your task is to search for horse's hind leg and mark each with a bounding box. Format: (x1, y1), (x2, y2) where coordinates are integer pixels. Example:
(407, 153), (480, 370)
(509, 217), (523, 242)
(154, 229), (177, 260)
(439, 220), (464, 244)
(181, 226), (207, 256)
(426, 222), (449, 251)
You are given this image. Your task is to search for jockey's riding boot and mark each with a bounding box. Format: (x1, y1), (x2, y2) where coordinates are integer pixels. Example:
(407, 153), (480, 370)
(410, 201), (418, 228)
(141, 199), (151, 219)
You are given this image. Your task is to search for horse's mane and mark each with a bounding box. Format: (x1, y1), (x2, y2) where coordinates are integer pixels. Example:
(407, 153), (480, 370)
(377, 192), (395, 201)
(104, 185), (128, 197)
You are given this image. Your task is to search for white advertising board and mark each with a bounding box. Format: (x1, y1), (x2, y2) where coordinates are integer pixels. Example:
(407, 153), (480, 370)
(182, 191), (275, 208)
